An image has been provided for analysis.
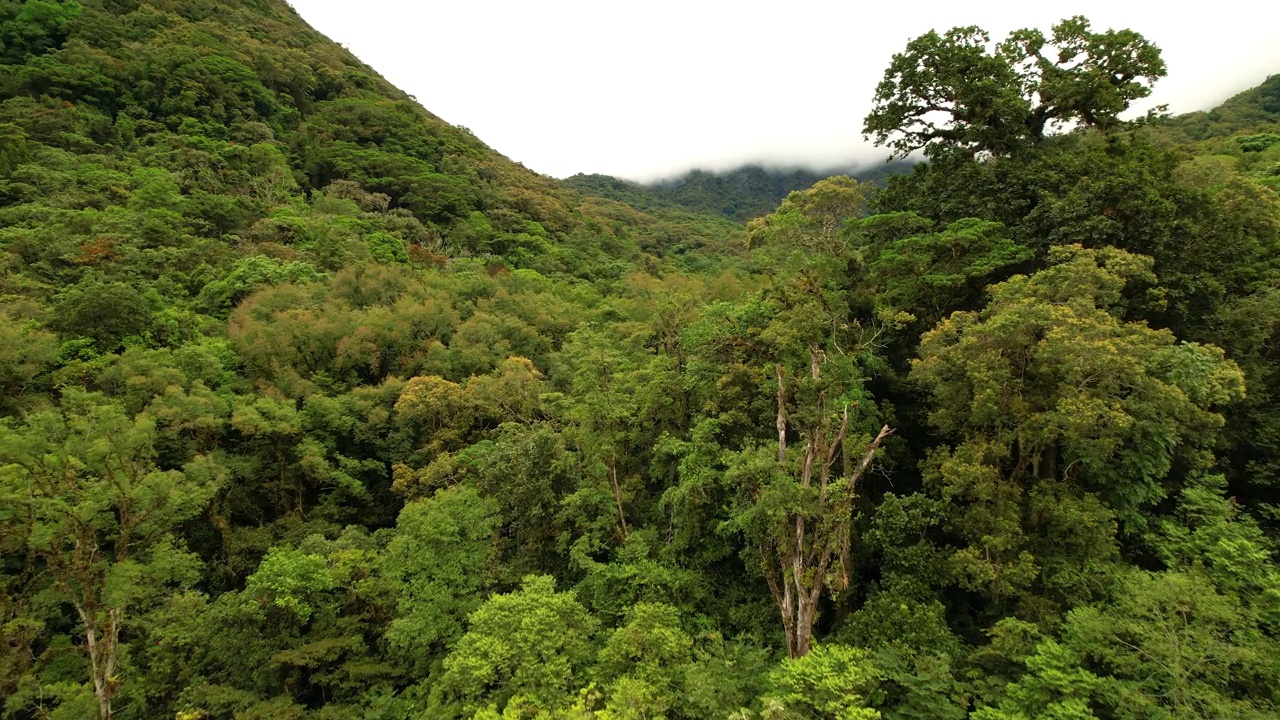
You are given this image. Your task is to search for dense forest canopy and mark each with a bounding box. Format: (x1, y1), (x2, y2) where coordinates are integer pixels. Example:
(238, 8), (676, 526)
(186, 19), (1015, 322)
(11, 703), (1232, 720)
(2, 3), (1280, 719)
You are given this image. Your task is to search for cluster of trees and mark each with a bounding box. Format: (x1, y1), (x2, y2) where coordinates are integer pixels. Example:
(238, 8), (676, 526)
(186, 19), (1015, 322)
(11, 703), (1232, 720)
(2, 3), (1280, 719)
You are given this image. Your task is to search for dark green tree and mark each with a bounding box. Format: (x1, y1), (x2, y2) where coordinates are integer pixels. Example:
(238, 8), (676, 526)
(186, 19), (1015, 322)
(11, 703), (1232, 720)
(0, 392), (222, 719)
(912, 246), (1244, 616)
(865, 16), (1166, 158)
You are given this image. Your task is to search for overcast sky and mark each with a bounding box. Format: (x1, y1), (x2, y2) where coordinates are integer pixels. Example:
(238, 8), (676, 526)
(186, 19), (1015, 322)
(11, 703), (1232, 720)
(287, 1), (1280, 181)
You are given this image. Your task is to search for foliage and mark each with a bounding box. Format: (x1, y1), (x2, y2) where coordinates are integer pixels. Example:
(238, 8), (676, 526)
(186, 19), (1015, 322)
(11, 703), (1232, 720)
(441, 575), (599, 715)
(913, 245), (1243, 615)
(865, 17), (1166, 158)
(760, 644), (882, 720)
(383, 485), (499, 671)
(0, 390), (220, 719)
(1, 3), (1279, 719)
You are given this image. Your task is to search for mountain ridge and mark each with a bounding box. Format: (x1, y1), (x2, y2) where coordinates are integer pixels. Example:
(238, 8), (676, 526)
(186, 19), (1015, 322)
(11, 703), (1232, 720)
(565, 159), (917, 222)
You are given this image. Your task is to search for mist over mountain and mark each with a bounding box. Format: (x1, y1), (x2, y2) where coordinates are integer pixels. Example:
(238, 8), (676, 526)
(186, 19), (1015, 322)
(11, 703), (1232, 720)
(566, 159), (918, 222)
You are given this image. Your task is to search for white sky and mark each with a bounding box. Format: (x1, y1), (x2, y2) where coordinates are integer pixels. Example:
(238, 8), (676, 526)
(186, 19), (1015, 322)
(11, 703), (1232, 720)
(287, 1), (1280, 181)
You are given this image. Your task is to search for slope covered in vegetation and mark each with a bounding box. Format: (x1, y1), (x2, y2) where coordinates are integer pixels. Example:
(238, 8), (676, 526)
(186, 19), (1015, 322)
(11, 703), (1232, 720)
(3, 4), (1280, 720)
(1153, 73), (1280, 141)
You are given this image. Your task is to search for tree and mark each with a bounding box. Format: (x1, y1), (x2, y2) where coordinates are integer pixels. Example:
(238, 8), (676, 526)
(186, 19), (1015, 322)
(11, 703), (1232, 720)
(911, 246), (1244, 614)
(971, 638), (1101, 720)
(1065, 570), (1280, 719)
(242, 546), (334, 623)
(0, 311), (58, 414)
(861, 215), (1032, 329)
(0, 391), (221, 720)
(761, 644), (882, 720)
(688, 180), (893, 658)
(595, 602), (695, 718)
(383, 485), (499, 672)
(556, 329), (650, 550)
(441, 575), (599, 715)
(746, 176), (872, 256)
(726, 361), (891, 658)
(864, 16), (1166, 158)
(52, 278), (155, 351)
(0, 0), (83, 63)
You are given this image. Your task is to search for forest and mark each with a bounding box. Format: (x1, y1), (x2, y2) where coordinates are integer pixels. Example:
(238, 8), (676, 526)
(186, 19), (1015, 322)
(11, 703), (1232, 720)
(2, 2), (1280, 719)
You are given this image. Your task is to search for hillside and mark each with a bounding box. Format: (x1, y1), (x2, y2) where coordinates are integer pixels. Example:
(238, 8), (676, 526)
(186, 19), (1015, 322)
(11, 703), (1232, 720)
(4, 6), (1280, 720)
(1140, 74), (1280, 193)
(0, 0), (742, 290)
(1153, 73), (1280, 141)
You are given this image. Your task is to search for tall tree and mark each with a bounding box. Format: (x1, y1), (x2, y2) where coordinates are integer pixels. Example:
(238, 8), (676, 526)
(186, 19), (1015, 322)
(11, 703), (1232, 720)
(687, 179), (893, 657)
(0, 391), (221, 720)
(722, 325), (891, 658)
(864, 16), (1166, 158)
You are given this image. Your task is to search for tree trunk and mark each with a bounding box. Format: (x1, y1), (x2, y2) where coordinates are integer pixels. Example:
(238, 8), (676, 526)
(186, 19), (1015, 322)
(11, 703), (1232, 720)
(79, 605), (121, 720)
(774, 423), (893, 658)
(775, 364), (788, 464)
(1040, 441), (1058, 481)
(608, 457), (629, 541)
(768, 353), (895, 657)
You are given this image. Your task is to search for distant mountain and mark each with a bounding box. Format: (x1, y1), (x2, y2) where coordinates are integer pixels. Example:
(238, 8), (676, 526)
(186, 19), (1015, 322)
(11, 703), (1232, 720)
(1151, 73), (1280, 142)
(565, 160), (916, 222)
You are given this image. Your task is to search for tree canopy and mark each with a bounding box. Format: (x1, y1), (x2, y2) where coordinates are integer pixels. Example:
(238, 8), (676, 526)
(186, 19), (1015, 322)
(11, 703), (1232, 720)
(2, 3), (1279, 720)
(864, 16), (1167, 158)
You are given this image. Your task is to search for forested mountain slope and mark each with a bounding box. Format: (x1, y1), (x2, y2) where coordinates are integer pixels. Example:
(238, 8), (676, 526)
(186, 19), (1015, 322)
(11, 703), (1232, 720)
(3, 4), (1280, 720)
(0, 0), (742, 287)
(1153, 73), (1280, 141)
(1145, 74), (1280, 193)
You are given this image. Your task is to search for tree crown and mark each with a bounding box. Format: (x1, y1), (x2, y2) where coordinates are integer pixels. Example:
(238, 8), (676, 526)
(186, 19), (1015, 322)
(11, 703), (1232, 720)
(864, 16), (1167, 158)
